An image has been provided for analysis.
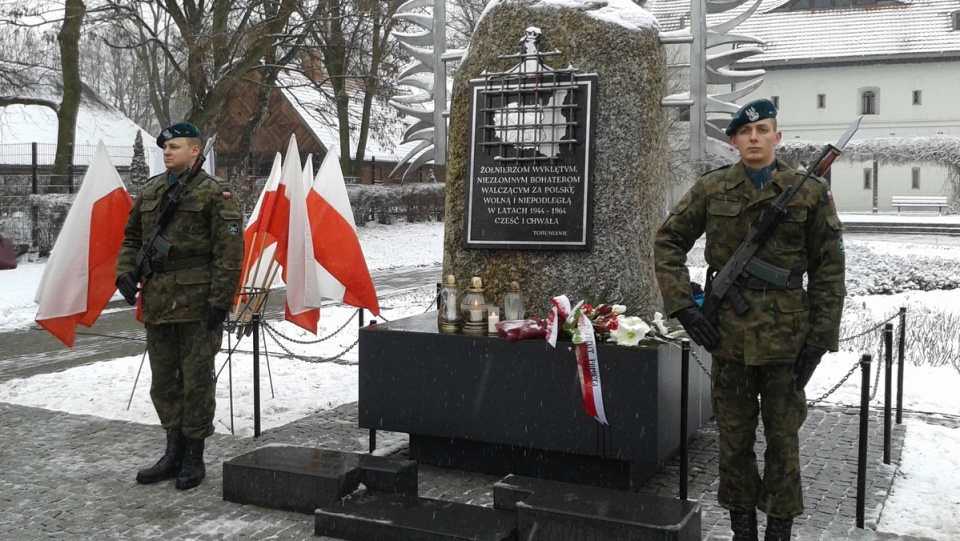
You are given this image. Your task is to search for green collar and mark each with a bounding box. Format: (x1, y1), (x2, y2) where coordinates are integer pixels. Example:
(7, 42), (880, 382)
(744, 162), (777, 189)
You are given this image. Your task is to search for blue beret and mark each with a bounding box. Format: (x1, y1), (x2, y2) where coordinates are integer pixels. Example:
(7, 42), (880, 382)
(725, 99), (778, 136)
(157, 121), (202, 148)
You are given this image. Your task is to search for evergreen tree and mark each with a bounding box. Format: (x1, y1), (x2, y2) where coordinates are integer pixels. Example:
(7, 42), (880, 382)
(130, 131), (149, 188)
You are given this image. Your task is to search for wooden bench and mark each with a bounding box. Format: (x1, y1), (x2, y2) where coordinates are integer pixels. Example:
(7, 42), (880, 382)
(891, 195), (949, 215)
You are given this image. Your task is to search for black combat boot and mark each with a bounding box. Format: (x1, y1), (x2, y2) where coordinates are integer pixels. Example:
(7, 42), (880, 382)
(730, 511), (759, 541)
(764, 517), (794, 541)
(136, 428), (184, 484)
(175, 437), (206, 490)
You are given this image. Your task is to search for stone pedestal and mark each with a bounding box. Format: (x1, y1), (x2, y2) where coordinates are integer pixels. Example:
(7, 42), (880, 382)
(358, 312), (712, 490)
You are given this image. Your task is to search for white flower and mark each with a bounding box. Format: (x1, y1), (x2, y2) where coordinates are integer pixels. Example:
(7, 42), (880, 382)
(610, 316), (651, 346)
(652, 311), (670, 335)
(612, 304), (627, 315)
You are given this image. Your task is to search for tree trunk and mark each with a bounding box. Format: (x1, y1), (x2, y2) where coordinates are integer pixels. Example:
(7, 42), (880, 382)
(50, 0), (86, 194)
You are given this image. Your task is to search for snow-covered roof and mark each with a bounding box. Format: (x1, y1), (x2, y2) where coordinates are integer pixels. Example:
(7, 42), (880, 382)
(0, 62), (152, 165)
(649, 0), (960, 67)
(278, 70), (421, 163)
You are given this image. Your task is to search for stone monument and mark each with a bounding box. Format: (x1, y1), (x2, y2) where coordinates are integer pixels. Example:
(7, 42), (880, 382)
(444, 0), (668, 317)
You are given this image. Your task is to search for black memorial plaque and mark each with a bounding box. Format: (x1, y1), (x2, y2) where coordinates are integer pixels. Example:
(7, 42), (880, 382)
(464, 72), (597, 250)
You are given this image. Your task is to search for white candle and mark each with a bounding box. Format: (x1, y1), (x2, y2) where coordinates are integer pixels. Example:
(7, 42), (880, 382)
(445, 299), (458, 321)
(488, 314), (500, 333)
(470, 309), (483, 322)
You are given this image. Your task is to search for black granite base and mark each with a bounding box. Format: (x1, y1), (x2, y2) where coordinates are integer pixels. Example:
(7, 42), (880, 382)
(222, 447), (416, 514)
(315, 490), (517, 541)
(410, 435), (658, 490)
(495, 475), (701, 541)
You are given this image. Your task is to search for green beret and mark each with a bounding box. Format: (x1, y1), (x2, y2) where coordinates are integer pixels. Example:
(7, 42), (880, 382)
(156, 121), (202, 148)
(725, 99), (777, 136)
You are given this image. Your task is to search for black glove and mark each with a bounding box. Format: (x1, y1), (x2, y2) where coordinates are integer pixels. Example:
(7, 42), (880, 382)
(674, 306), (720, 351)
(115, 273), (139, 306)
(203, 306), (228, 330)
(794, 344), (828, 391)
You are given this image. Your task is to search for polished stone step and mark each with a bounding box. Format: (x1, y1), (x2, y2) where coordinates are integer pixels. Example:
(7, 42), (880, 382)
(315, 490), (516, 541)
(222, 446), (416, 515)
(495, 474), (701, 541)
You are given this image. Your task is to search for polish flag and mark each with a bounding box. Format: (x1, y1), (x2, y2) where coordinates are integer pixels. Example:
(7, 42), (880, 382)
(306, 148), (380, 315)
(239, 152), (282, 290)
(273, 136), (322, 333)
(34, 141), (134, 347)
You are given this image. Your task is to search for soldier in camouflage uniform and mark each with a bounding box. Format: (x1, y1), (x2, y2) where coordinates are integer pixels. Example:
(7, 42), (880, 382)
(116, 122), (244, 491)
(654, 100), (845, 541)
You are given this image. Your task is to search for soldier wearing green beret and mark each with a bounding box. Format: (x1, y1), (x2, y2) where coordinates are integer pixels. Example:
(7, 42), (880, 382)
(116, 121), (244, 491)
(654, 99), (846, 540)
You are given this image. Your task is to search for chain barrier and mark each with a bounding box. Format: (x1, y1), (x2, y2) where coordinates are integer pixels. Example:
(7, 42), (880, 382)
(260, 322), (359, 365)
(260, 311), (357, 345)
(679, 309), (904, 408)
(809, 311), (900, 406)
(248, 285), (437, 362)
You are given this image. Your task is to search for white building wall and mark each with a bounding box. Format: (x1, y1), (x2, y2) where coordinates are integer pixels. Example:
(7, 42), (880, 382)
(753, 62), (960, 212)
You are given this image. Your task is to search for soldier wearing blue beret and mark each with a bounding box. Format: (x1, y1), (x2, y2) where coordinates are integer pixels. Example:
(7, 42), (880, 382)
(655, 99), (846, 540)
(156, 121), (202, 148)
(117, 122), (244, 492)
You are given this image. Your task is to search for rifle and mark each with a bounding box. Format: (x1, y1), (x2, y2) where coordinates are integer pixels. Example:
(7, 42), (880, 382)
(133, 136), (217, 283)
(700, 117), (861, 319)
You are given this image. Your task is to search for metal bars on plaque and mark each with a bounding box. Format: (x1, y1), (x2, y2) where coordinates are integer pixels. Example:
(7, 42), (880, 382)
(464, 28), (597, 250)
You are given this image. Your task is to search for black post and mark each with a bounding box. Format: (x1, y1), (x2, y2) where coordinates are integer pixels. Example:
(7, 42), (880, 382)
(436, 282), (442, 312)
(857, 354), (871, 529)
(358, 308), (364, 328)
(253, 314), (261, 438)
(896, 307), (906, 424)
(68, 143), (75, 194)
(31, 142), (39, 195)
(680, 339), (690, 501)
(883, 323), (893, 465)
(369, 429), (377, 454)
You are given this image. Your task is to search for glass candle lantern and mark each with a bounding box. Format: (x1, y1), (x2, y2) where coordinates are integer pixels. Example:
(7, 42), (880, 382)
(438, 274), (462, 333)
(504, 281), (525, 321)
(460, 276), (488, 335)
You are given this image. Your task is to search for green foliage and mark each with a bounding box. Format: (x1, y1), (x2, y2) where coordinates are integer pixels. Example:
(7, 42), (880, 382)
(130, 132), (150, 188)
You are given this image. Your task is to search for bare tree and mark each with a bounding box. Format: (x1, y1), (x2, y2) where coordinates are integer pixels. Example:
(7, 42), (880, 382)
(0, 0), (86, 193)
(101, 0), (301, 135)
(297, 0), (406, 177)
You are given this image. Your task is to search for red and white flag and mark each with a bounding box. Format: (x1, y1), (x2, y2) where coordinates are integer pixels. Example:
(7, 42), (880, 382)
(306, 147), (380, 315)
(270, 136), (321, 333)
(239, 152), (282, 290)
(34, 141), (134, 347)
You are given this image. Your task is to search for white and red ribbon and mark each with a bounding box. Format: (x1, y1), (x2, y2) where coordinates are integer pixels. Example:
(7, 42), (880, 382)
(574, 311), (608, 425)
(545, 295), (571, 347)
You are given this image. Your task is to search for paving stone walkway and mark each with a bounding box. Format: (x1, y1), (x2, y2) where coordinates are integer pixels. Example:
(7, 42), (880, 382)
(0, 398), (937, 541)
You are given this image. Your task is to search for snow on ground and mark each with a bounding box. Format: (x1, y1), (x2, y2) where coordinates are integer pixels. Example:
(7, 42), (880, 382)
(0, 218), (959, 538)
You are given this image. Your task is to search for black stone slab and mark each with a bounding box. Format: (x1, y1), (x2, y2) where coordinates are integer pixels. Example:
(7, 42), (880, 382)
(222, 447), (363, 514)
(315, 490), (517, 541)
(494, 475), (700, 541)
(359, 454), (418, 496)
(359, 312), (713, 488)
(410, 434), (649, 491)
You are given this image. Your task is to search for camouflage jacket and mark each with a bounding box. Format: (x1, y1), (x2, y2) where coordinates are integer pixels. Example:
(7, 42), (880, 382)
(654, 159), (846, 365)
(117, 171), (244, 324)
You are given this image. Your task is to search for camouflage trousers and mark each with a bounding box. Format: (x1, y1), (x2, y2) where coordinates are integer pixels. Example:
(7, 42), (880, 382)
(145, 322), (222, 440)
(711, 355), (808, 519)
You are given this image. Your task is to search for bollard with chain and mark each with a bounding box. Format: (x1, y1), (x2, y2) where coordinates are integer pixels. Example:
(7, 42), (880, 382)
(680, 339), (690, 501)
(883, 323), (893, 465)
(856, 354), (871, 529)
(896, 307), (906, 424)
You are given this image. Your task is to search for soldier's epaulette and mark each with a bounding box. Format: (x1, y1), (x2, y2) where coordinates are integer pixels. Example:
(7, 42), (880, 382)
(700, 164), (733, 177)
